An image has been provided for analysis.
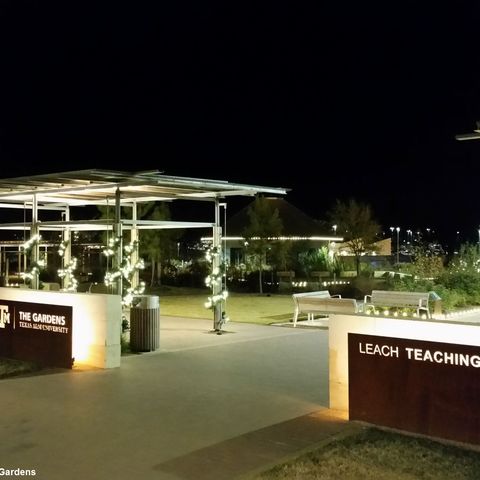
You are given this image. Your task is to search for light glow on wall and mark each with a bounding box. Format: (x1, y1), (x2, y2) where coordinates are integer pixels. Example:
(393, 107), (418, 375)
(72, 315), (94, 363)
(0, 287), (121, 369)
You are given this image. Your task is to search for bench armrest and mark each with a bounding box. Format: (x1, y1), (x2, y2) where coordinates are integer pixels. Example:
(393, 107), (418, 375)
(419, 298), (429, 308)
(364, 294), (372, 304)
(331, 294), (341, 298)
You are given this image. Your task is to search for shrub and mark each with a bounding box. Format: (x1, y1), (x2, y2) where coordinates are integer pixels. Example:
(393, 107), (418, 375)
(438, 272), (480, 306)
(350, 276), (377, 299)
(431, 285), (468, 311)
(389, 276), (434, 293)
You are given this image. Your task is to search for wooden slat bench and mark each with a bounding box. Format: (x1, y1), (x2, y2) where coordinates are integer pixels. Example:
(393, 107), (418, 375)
(310, 271), (330, 282)
(363, 290), (430, 318)
(277, 270), (295, 282)
(292, 291), (359, 327)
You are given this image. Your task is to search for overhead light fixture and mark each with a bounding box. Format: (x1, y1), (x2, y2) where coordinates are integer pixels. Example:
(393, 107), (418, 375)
(455, 121), (480, 141)
(455, 132), (480, 141)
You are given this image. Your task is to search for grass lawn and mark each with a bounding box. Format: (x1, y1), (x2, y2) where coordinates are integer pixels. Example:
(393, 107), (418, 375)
(252, 427), (480, 480)
(147, 286), (298, 325)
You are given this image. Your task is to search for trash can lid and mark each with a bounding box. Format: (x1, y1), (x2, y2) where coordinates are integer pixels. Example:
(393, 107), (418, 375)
(132, 295), (160, 309)
(429, 291), (441, 300)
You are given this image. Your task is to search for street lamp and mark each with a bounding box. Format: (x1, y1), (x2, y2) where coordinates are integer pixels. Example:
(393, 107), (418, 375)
(390, 227), (394, 261)
(390, 227), (400, 264)
(396, 227), (400, 264)
(331, 225), (338, 282)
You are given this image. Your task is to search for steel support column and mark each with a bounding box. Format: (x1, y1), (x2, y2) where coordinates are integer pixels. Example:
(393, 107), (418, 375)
(31, 194), (40, 289)
(213, 198), (224, 331)
(114, 188), (123, 297)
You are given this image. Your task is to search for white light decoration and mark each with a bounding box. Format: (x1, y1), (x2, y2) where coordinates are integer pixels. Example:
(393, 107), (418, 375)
(22, 234), (41, 252)
(58, 239), (68, 257)
(103, 239), (146, 307)
(20, 234), (44, 283)
(204, 245), (228, 312)
(102, 236), (121, 257)
(58, 257), (79, 292)
(362, 306), (429, 320)
(322, 280), (350, 287)
(57, 239), (79, 292)
(20, 259), (45, 281)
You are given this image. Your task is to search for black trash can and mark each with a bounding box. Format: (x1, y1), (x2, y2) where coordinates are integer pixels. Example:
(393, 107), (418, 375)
(130, 295), (160, 352)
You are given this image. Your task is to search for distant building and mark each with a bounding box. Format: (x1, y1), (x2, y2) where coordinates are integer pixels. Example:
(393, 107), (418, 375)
(202, 197), (342, 264)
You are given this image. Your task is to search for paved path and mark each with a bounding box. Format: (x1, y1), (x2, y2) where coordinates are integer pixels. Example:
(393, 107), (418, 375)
(0, 316), (356, 480)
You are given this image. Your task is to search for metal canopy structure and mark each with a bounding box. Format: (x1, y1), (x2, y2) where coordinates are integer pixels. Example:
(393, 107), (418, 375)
(0, 169), (288, 232)
(0, 169), (288, 331)
(0, 169), (288, 205)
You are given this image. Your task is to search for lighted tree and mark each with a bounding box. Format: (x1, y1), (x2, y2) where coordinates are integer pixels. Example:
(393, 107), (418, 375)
(243, 196), (284, 294)
(328, 199), (380, 276)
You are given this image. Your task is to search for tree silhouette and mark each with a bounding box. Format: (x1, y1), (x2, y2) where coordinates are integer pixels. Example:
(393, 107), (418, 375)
(243, 196), (284, 294)
(137, 202), (181, 286)
(329, 199), (380, 276)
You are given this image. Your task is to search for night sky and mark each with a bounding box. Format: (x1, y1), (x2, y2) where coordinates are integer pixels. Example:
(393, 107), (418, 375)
(1, 2), (480, 246)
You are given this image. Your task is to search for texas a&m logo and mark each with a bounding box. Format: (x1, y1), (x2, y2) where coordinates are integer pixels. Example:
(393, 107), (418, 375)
(0, 304), (10, 328)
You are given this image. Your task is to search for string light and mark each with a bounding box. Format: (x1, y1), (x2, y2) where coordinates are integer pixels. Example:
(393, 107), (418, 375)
(20, 259), (45, 281)
(20, 234), (44, 283)
(58, 257), (78, 292)
(102, 236), (121, 257)
(103, 239), (146, 307)
(58, 239), (68, 257)
(22, 234), (41, 252)
(204, 245), (228, 313)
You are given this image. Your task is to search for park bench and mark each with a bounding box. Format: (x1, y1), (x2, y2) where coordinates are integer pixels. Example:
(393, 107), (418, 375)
(310, 271), (330, 282)
(277, 270), (295, 282)
(292, 291), (359, 327)
(363, 290), (430, 318)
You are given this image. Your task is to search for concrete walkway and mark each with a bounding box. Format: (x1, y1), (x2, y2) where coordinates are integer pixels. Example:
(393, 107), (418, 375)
(0, 316), (357, 480)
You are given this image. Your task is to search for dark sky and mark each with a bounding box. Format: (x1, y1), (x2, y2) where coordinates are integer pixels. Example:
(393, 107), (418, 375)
(1, 2), (480, 245)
